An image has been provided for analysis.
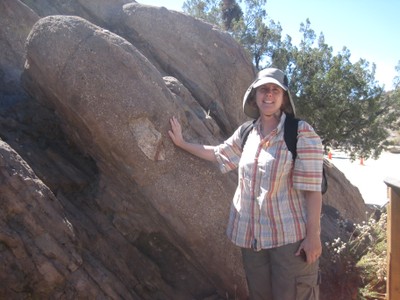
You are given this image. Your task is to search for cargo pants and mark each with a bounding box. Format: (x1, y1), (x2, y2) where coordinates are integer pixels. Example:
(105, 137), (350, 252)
(241, 240), (320, 300)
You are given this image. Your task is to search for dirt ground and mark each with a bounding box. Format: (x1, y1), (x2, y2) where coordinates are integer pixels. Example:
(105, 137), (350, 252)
(330, 150), (400, 206)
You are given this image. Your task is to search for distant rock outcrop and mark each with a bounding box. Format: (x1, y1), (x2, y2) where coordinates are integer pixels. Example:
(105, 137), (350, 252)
(0, 0), (367, 299)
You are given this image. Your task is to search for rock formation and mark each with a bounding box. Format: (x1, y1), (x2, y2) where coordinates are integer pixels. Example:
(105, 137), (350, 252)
(0, 0), (368, 299)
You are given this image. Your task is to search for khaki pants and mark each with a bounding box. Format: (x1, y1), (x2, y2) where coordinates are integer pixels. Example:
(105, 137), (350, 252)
(241, 241), (320, 300)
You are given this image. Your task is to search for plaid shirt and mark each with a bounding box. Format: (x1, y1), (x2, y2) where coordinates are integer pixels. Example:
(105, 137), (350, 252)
(214, 113), (323, 250)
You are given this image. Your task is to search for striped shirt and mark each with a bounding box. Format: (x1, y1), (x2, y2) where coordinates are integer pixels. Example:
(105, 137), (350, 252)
(214, 113), (323, 250)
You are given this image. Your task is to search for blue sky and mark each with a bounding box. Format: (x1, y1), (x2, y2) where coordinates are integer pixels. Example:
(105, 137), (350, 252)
(138, 0), (400, 91)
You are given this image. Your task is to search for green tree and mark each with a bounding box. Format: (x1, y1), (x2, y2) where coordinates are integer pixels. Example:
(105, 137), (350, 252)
(221, 0), (243, 30)
(228, 0), (284, 70)
(287, 20), (400, 159)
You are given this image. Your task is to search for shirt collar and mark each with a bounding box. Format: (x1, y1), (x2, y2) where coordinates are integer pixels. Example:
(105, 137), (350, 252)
(255, 112), (287, 135)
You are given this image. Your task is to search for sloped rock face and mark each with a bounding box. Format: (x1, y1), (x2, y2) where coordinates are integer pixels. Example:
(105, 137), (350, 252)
(323, 164), (367, 224)
(19, 0), (132, 28)
(22, 14), (248, 297)
(118, 3), (254, 133)
(1, 0), (368, 299)
(0, 0), (38, 104)
(0, 139), (210, 299)
(1, 141), (84, 298)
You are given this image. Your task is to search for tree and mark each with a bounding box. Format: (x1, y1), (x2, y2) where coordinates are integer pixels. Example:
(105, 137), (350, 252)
(286, 19), (400, 159)
(229, 0), (284, 70)
(221, 0), (242, 30)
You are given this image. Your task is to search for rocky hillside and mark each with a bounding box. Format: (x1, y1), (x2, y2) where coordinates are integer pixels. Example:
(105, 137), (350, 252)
(0, 0), (368, 299)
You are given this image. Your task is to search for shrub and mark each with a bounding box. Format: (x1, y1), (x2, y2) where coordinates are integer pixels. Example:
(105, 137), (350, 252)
(325, 211), (387, 299)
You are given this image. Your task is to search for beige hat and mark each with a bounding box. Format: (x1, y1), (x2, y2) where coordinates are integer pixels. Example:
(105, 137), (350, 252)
(243, 68), (296, 119)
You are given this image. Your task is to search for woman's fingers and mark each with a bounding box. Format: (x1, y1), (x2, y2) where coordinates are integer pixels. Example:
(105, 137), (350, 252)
(169, 116), (183, 146)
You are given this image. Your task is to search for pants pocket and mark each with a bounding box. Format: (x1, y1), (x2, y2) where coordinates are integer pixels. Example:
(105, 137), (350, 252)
(295, 271), (320, 300)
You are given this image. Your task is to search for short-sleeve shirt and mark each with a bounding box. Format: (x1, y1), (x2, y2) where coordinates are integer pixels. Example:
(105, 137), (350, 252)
(214, 113), (323, 250)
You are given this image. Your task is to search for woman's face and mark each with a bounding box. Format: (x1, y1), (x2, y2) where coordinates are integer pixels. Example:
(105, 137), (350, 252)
(255, 83), (284, 117)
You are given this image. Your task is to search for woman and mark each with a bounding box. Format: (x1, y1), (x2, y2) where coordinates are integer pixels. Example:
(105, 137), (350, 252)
(169, 68), (323, 300)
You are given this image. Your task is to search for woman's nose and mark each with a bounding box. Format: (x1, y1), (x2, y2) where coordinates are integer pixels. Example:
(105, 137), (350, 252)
(265, 90), (273, 96)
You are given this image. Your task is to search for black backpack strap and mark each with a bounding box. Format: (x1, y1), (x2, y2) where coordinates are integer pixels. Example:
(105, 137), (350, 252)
(284, 114), (299, 160)
(321, 165), (328, 194)
(240, 120), (256, 149)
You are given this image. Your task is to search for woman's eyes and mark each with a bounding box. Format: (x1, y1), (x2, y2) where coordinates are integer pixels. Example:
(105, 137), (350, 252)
(259, 87), (280, 93)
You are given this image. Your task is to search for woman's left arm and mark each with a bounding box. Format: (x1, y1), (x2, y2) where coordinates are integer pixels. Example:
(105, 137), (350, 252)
(296, 190), (322, 264)
(294, 120), (323, 263)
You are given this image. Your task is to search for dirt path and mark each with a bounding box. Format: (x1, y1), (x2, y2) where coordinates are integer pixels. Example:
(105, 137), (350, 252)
(330, 150), (400, 206)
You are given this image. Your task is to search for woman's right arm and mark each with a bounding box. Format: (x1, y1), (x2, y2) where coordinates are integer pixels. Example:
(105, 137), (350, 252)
(168, 116), (217, 162)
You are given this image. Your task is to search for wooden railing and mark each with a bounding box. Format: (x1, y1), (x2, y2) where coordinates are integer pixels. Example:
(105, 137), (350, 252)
(385, 177), (400, 300)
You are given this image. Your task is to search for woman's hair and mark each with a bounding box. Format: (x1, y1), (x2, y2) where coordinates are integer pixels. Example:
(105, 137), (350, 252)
(281, 91), (295, 116)
(247, 89), (256, 107)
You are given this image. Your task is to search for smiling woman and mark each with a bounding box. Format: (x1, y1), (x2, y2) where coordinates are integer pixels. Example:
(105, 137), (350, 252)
(169, 67), (324, 300)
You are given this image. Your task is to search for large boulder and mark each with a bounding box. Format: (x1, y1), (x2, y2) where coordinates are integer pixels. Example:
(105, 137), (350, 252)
(19, 0), (132, 28)
(118, 3), (255, 133)
(18, 0), (255, 133)
(22, 14), (248, 298)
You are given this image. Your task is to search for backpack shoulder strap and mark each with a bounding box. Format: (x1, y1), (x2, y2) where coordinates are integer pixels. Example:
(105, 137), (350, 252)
(284, 115), (300, 160)
(240, 120), (256, 149)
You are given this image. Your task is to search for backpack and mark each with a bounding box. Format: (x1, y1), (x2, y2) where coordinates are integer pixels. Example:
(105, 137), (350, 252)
(239, 115), (328, 194)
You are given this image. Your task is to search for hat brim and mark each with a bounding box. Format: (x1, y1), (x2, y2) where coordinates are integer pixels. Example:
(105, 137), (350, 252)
(242, 86), (259, 119)
(253, 77), (288, 90)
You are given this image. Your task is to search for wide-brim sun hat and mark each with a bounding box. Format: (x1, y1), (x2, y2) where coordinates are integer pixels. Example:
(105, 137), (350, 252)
(243, 68), (296, 119)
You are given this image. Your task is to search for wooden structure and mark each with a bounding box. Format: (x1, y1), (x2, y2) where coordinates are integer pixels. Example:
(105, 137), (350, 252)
(385, 177), (400, 300)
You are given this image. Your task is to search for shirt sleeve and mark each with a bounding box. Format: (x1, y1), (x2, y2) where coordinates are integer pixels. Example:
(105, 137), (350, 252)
(293, 120), (324, 191)
(214, 126), (244, 174)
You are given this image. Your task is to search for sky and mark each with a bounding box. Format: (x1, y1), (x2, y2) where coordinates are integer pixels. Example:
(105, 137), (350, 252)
(137, 0), (400, 91)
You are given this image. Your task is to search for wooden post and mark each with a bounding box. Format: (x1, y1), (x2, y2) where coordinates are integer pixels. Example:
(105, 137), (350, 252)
(385, 177), (400, 300)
